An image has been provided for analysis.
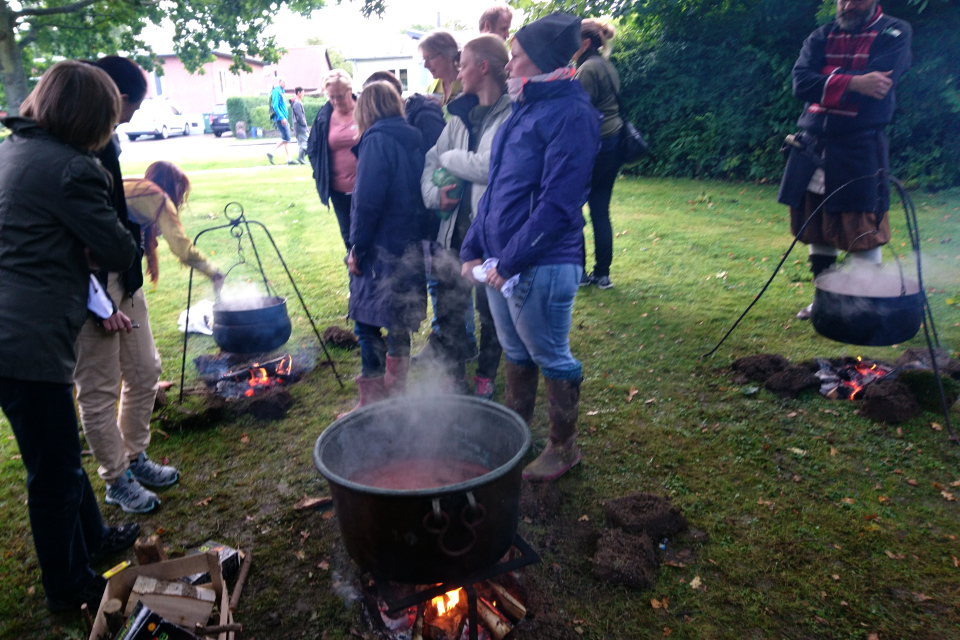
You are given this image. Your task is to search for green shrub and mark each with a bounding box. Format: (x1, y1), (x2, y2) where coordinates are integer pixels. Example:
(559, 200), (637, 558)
(226, 96), (269, 136)
(249, 105), (272, 130)
(302, 96), (327, 126)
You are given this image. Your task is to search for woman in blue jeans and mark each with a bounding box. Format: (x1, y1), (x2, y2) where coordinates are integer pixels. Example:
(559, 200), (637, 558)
(461, 12), (601, 481)
(342, 81), (427, 414)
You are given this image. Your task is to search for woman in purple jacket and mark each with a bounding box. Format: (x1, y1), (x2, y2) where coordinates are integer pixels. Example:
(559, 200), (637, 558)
(460, 12), (601, 482)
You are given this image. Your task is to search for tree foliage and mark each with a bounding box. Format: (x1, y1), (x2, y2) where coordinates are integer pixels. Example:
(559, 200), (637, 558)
(0, 0), (383, 114)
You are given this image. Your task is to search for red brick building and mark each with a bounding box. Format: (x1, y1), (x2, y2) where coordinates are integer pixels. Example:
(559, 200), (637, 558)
(146, 52), (266, 113)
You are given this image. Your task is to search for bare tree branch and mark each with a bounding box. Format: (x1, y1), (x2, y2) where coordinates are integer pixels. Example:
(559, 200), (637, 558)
(14, 0), (99, 17)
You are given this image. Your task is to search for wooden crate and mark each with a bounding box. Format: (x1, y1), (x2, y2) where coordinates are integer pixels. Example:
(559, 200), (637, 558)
(89, 552), (234, 640)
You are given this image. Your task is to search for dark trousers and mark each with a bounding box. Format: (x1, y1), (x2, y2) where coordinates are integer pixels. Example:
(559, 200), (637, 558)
(354, 322), (410, 377)
(330, 190), (353, 252)
(474, 284), (502, 380)
(0, 377), (105, 599)
(433, 248), (472, 379)
(585, 142), (623, 278)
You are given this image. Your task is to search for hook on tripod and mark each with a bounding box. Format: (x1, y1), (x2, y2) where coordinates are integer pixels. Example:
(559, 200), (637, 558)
(224, 202), (245, 226)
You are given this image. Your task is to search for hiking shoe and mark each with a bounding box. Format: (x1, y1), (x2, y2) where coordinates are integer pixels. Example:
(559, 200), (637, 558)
(105, 470), (159, 514)
(266, 153), (274, 165)
(579, 272), (595, 288)
(129, 452), (178, 488)
(45, 575), (107, 613)
(91, 522), (140, 564)
(595, 275), (614, 290)
(474, 376), (495, 399)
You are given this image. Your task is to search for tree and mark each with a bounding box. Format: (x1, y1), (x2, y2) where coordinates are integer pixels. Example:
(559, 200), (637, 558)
(0, 0), (384, 115)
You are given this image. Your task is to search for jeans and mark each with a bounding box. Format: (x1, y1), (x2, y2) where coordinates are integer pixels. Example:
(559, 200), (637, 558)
(432, 248), (473, 377)
(354, 322), (410, 377)
(585, 137), (622, 278)
(474, 284), (502, 380)
(484, 264), (582, 380)
(428, 257), (477, 350)
(0, 377), (106, 600)
(330, 190), (352, 252)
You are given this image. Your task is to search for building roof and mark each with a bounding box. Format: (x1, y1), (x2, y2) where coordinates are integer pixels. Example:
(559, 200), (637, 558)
(264, 46), (332, 93)
(157, 51), (265, 67)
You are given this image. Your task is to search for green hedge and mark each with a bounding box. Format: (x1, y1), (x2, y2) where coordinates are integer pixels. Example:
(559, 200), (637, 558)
(226, 95), (328, 136)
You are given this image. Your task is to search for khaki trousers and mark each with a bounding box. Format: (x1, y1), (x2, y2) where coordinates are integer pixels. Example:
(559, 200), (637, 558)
(74, 273), (162, 484)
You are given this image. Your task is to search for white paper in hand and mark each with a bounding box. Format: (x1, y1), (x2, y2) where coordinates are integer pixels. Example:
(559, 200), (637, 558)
(87, 274), (113, 319)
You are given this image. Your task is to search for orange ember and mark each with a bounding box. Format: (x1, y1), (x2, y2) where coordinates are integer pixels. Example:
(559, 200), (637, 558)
(432, 589), (461, 616)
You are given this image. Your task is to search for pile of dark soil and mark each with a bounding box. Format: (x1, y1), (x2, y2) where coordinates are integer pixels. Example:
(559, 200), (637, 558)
(764, 366), (820, 399)
(732, 354), (790, 384)
(860, 379), (922, 423)
(323, 326), (358, 349)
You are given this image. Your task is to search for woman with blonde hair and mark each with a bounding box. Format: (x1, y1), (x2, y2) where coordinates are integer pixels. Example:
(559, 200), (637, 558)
(0, 60), (139, 612)
(340, 82), (428, 413)
(306, 69), (359, 251)
(574, 18), (624, 290)
(420, 34), (511, 398)
(420, 29), (462, 106)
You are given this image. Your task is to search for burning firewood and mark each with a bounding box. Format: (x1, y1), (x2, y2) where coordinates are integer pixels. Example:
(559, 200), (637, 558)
(478, 598), (511, 640)
(485, 581), (526, 623)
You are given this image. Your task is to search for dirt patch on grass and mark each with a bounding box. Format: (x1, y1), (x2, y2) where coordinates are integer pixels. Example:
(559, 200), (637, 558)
(860, 379), (921, 423)
(732, 354), (790, 383)
(764, 366), (820, 399)
(592, 529), (659, 589)
(604, 493), (688, 540)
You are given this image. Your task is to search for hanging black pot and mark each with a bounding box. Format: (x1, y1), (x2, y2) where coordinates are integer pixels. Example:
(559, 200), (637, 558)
(811, 269), (923, 347)
(212, 295), (292, 353)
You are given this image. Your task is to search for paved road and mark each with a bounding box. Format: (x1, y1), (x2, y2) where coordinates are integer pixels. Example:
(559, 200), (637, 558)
(118, 131), (283, 165)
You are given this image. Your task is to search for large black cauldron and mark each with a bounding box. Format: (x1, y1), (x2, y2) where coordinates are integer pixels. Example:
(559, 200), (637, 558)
(212, 296), (292, 354)
(812, 270), (923, 346)
(313, 396), (530, 584)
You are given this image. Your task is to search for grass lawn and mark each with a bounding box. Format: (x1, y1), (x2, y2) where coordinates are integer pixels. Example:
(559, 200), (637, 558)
(1, 165), (958, 640)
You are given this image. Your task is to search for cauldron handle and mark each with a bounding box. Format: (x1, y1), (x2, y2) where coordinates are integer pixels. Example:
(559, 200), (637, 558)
(422, 493), (487, 558)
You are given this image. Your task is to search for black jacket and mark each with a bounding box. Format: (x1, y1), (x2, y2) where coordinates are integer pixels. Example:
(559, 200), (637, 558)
(0, 118), (137, 383)
(97, 135), (143, 296)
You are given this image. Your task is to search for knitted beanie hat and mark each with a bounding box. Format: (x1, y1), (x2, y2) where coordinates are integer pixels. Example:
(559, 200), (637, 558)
(513, 12), (581, 75)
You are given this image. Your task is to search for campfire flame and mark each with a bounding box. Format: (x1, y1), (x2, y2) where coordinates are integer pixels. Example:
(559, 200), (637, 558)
(238, 354), (294, 397)
(819, 356), (894, 401)
(432, 589), (461, 616)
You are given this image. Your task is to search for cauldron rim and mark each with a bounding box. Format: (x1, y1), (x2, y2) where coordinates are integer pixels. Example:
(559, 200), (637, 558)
(313, 395), (531, 498)
(213, 295), (287, 313)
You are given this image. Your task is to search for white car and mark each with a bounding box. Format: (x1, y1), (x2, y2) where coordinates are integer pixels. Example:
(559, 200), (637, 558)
(124, 99), (191, 140)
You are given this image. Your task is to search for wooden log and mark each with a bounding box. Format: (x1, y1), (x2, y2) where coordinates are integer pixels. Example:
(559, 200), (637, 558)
(80, 602), (93, 633)
(134, 535), (168, 566)
(130, 575), (216, 628)
(477, 599), (510, 640)
(195, 622), (243, 634)
(228, 549), (253, 611)
(485, 581), (526, 623)
(103, 597), (126, 635)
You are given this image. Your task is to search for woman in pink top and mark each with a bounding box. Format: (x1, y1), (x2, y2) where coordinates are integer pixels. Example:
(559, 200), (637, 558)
(306, 69), (359, 251)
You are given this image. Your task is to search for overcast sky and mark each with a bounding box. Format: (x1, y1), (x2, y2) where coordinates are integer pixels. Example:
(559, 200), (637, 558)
(140, 0), (524, 54)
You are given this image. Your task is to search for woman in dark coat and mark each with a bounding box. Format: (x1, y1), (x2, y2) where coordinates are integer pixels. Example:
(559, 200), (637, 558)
(0, 61), (140, 612)
(341, 81), (428, 413)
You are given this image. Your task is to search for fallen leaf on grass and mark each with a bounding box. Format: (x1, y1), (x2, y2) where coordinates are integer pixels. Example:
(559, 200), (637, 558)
(586, 410), (599, 416)
(831, 574), (840, 581)
(757, 498), (775, 507)
(893, 468), (904, 475)
(885, 550), (905, 560)
(689, 575), (702, 589)
(906, 479), (918, 486)
(786, 412), (798, 419)
(196, 496), (213, 507)
(321, 510), (335, 520)
(867, 634), (879, 640)
(878, 496), (890, 503)
(578, 515), (590, 522)
(650, 598), (669, 609)
(788, 447), (806, 456)
(952, 556), (958, 567)
(645, 398), (656, 404)
(950, 479), (960, 487)
(841, 497), (855, 505)
(814, 616), (828, 624)
(626, 387), (639, 402)
(26, 586), (34, 596)
(864, 513), (879, 520)
(910, 592), (933, 603)
(318, 560), (330, 570)
(830, 447), (838, 457)
(293, 495), (333, 511)
(941, 491), (956, 502)
(240, 434), (250, 444)
(295, 549), (306, 561)
(932, 422), (943, 431)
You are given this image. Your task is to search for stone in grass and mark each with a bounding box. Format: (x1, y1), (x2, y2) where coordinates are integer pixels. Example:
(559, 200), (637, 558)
(897, 369), (960, 414)
(604, 493), (687, 540)
(764, 366), (820, 399)
(592, 529), (659, 590)
(731, 354), (790, 384)
(859, 379), (921, 424)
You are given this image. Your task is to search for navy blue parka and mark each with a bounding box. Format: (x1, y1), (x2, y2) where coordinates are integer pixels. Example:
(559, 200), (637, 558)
(347, 116), (428, 331)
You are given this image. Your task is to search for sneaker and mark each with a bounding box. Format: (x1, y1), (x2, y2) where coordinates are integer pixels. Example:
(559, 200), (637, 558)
(266, 153), (274, 165)
(579, 272), (596, 288)
(90, 522), (140, 565)
(474, 376), (495, 399)
(105, 470), (159, 514)
(287, 160), (297, 165)
(129, 452), (178, 488)
(595, 275), (614, 290)
(45, 575), (107, 613)
(796, 302), (813, 320)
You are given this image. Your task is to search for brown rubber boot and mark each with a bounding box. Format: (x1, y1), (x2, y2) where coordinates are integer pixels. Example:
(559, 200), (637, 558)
(338, 375), (387, 418)
(503, 361), (539, 425)
(523, 377), (582, 482)
(384, 355), (409, 397)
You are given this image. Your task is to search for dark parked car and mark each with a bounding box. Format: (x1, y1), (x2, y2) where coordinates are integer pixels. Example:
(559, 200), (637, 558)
(210, 104), (230, 137)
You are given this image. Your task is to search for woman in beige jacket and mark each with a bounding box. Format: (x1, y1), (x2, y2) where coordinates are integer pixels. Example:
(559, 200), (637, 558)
(420, 34), (512, 397)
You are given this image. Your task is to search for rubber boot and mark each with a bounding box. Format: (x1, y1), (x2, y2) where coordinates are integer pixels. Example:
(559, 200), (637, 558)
(338, 375), (387, 418)
(384, 355), (409, 397)
(503, 361), (539, 425)
(523, 377), (582, 482)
